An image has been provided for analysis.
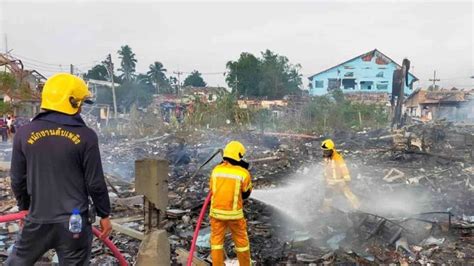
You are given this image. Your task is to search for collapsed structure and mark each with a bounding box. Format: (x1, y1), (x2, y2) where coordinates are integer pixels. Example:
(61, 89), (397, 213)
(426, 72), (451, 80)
(2, 118), (471, 264)
(0, 51), (472, 265)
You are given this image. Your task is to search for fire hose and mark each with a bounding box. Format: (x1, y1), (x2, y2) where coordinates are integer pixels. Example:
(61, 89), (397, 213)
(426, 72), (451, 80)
(187, 192), (212, 266)
(0, 212), (128, 266)
(187, 149), (223, 266)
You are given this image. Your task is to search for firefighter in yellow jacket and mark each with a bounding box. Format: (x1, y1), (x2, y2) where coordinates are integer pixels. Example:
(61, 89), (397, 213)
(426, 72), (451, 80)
(321, 139), (360, 210)
(210, 141), (252, 266)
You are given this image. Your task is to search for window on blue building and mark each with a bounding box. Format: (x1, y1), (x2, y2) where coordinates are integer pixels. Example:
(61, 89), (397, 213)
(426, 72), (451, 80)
(344, 72), (354, 77)
(376, 71), (384, 78)
(342, 79), (356, 90)
(377, 84), (388, 90)
(315, 80), (324, 88)
(328, 79), (341, 90)
(360, 81), (374, 90)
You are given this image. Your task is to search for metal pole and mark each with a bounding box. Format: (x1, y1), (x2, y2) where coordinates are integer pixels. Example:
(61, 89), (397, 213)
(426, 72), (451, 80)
(107, 54), (118, 119)
(4, 34), (7, 53)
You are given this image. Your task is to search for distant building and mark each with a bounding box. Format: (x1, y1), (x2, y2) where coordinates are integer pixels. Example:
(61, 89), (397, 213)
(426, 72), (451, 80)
(237, 99), (287, 109)
(0, 53), (46, 117)
(405, 88), (473, 122)
(181, 86), (228, 103)
(308, 49), (418, 96)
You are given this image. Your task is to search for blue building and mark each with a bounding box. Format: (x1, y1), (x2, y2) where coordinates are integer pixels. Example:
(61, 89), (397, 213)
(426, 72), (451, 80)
(308, 49), (418, 96)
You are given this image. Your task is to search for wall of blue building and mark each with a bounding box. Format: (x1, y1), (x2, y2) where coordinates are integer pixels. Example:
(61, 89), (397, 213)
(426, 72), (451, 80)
(309, 54), (416, 96)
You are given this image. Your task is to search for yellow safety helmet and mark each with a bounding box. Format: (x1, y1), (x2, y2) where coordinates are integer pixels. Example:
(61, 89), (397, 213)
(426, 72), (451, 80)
(321, 139), (335, 150)
(223, 141), (246, 161)
(41, 73), (92, 115)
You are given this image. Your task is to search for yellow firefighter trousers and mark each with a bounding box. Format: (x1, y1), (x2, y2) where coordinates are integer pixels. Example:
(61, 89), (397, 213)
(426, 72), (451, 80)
(210, 217), (251, 266)
(323, 183), (361, 210)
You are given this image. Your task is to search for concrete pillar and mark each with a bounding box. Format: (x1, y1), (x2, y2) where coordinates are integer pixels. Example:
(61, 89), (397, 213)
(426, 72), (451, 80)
(135, 159), (170, 265)
(135, 159), (169, 232)
(136, 229), (170, 266)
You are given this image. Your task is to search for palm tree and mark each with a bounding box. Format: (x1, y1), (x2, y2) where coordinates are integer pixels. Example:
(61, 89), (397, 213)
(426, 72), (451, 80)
(117, 45), (137, 82)
(147, 61), (167, 94)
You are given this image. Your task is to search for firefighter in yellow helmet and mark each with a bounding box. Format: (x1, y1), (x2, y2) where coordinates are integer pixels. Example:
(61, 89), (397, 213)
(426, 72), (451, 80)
(321, 139), (360, 210)
(209, 141), (252, 266)
(7, 73), (112, 265)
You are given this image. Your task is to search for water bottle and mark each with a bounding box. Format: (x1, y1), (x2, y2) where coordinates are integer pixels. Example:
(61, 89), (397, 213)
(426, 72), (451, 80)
(69, 208), (82, 234)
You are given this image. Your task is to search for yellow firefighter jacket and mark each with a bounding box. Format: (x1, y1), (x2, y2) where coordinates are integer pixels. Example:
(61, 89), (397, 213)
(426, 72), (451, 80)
(209, 161), (252, 220)
(324, 150), (351, 185)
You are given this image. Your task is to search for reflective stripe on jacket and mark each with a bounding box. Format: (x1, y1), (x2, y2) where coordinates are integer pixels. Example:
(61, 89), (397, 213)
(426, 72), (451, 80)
(324, 150), (351, 185)
(209, 161), (252, 220)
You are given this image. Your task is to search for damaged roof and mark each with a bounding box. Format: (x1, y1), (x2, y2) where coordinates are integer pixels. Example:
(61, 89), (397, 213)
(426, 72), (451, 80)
(423, 89), (471, 104)
(308, 49), (419, 81)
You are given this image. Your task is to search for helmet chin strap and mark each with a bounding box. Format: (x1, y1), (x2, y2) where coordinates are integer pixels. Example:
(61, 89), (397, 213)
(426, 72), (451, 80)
(69, 97), (79, 108)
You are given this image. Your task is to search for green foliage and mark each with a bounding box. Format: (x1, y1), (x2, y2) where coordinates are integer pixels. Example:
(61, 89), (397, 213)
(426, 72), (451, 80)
(226, 53), (260, 97)
(147, 61), (171, 93)
(84, 64), (109, 81)
(118, 45), (137, 82)
(0, 101), (12, 115)
(0, 71), (35, 101)
(183, 70), (206, 87)
(185, 92), (251, 129)
(291, 96), (388, 133)
(226, 49), (302, 99)
(331, 88), (345, 104)
(85, 45), (175, 110)
(183, 91), (388, 133)
(116, 80), (154, 112)
(0, 72), (16, 90)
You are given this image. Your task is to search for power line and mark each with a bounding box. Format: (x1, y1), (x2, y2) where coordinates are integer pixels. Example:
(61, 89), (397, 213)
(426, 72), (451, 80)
(21, 61), (64, 72)
(11, 52), (98, 69)
(440, 77), (472, 80)
(174, 71), (226, 76)
(11, 53), (63, 66)
(22, 64), (63, 72)
(75, 60), (100, 67)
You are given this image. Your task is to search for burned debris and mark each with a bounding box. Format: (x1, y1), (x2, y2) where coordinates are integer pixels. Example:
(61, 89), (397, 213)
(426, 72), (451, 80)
(0, 118), (472, 265)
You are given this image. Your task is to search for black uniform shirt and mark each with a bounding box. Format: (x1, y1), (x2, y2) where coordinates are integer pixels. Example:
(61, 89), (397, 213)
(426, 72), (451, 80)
(10, 111), (110, 223)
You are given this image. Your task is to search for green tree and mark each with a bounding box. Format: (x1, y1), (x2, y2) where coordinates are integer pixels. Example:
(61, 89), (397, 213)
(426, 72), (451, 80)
(84, 64), (109, 81)
(117, 45), (137, 82)
(225, 49), (302, 99)
(183, 70), (206, 87)
(116, 79), (154, 112)
(147, 61), (170, 94)
(226, 52), (261, 97)
(135, 73), (153, 89)
(258, 50), (302, 99)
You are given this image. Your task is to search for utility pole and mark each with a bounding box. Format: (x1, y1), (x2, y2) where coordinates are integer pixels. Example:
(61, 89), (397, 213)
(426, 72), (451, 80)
(429, 70), (440, 90)
(4, 34), (7, 53)
(70, 64), (74, 75)
(173, 70), (183, 96)
(106, 54), (118, 119)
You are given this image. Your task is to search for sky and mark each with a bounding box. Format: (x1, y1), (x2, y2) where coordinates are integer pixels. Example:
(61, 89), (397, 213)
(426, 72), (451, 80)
(0, 0), (473, 89)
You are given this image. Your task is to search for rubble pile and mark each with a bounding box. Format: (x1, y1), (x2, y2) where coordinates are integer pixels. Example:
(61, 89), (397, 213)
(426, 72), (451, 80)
(0, 123), (472, 264)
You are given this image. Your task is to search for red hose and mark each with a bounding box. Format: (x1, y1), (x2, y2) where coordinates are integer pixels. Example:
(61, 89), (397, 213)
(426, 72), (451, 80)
(0, 212), (26, 223)
(0, 212), (128, 266)
(187, 192), (212, 266)
(92, 227), (128, 266)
